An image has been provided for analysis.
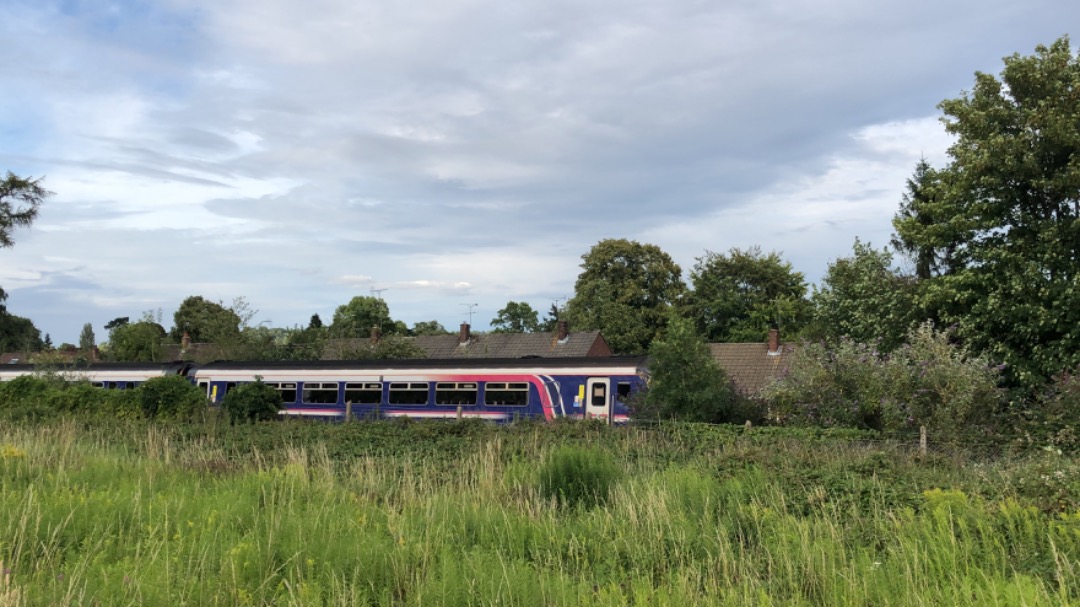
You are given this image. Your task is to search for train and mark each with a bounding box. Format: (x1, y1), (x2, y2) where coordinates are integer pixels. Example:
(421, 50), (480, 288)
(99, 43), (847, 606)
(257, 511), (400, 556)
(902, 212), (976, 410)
(0, 357), (649, 423)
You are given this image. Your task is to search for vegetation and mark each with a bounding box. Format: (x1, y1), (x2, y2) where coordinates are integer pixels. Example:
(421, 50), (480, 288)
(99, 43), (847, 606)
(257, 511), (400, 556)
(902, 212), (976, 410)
(491, 301), (541, 333)
(221, 377), (282, 423)
(330, 296), (404, 339)
(0, 416), (1078, 606)
(565, 238), (686, 354)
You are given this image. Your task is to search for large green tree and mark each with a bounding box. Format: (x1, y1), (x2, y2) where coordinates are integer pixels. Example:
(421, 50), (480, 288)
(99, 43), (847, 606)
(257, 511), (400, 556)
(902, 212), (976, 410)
(108, 318), (167, 362)
(685, 246), (811, 343)
(894, 37), (1080, 387)
(490, 301), (540, 333)
(890, 158), (960, 281)
(808, 240), (921, 352)
(565, 239), (686, 354)
(170, 296), (243, 343)
(330, 296), (400, 338)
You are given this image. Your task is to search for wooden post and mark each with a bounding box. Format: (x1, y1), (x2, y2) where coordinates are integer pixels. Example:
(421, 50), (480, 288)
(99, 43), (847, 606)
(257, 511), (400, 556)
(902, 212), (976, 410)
(456, 405), (463, 420)
(345, 401), (352, 421)
(919, 425), (928, 457)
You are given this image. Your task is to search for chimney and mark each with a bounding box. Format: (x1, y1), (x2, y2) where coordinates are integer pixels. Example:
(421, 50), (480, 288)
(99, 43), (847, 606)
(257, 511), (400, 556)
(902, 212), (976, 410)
(767, 325), (780, 355)
(370, 326), (382, 345)
(181, 331), (191, 350)
(458, 322), (471, 344)
(556, 319), (569, 342)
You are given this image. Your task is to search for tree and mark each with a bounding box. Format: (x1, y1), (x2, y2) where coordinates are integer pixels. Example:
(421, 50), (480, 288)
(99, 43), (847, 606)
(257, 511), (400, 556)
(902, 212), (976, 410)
(222, 378), (282, 424)
(330, 296), (399, 338)
(565, 239), (686, 354)
(0, 311), (41, 353)
(490, 301), (540, 333)
(633, 315), (747, 423)
(808, 240), (921, 352)
(79, 323), (95, 352)
(170, 296), (242, 343)
(890, 158), (959, 280)
(108, 318), (167, 362)
(104, 317), (130, 331)
(307, 314), (323, 330)
(893, 37), (1080, 387)
(410, 320), (449, 336)
(0, 172), (50, 249)
(685, 246), (811, 343)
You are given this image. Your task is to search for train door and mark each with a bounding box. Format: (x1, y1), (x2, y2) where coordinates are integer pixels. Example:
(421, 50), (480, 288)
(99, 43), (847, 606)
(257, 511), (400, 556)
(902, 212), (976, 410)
(585, 377), (611, 421)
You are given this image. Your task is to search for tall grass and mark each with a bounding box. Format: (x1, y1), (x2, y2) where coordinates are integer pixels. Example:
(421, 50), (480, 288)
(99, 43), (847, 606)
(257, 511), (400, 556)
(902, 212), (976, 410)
(0, 418), (1077, 605)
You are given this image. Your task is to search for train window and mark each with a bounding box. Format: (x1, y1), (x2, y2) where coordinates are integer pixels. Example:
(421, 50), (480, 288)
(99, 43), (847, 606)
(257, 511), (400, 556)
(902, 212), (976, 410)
(591, 383), (607, 406)
(106, 382), (116, 390)
(198, 381), (209, 397)
(616, 382), (632, 403)
(388, 382), (428, 405)
(484, 382), (529, 406)
(122, 382), (133, 390)
(92, 381), (104, 388)
(435, 382), (477, 406)
(303, 382), (339, 404)
(267, 382), (298, 403)
(345, 382), (382, 405)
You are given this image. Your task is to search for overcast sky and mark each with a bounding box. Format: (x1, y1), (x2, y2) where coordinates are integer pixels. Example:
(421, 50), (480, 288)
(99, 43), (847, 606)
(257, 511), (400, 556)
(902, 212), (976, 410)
(1, 0), (1076, 344)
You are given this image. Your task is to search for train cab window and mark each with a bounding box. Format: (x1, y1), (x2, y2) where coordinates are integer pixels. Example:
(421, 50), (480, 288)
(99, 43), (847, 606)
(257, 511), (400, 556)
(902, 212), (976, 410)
(345, 382), (382, 405)
(268, 382), (298, 403)
(302, 382), (339, 404)
(198, 381), (209, 397)
(388, 382), (428, 405)
(616, 382), (632, 403)
(435, 382), (477, 406)
(225, 382), (237, 397)
(484, 382), (529, 406)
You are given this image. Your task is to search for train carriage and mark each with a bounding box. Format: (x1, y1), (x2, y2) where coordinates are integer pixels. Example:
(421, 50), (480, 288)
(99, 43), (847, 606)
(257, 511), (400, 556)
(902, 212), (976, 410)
(0, 362), (190, 389)
(189, 357), (648, 423)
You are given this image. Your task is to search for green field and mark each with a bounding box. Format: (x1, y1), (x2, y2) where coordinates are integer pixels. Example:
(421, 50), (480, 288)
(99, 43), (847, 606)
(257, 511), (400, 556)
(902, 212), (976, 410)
(1, 418), (1078, 606)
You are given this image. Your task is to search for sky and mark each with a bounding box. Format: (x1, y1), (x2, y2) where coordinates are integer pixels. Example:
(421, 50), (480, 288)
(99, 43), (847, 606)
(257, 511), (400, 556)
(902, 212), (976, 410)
(1, 0), (1077, 345)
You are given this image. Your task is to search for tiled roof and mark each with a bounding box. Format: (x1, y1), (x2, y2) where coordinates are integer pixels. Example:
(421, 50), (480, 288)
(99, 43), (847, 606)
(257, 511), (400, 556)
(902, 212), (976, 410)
(322, 331), (611, 360)
(708, 342), (796, 396)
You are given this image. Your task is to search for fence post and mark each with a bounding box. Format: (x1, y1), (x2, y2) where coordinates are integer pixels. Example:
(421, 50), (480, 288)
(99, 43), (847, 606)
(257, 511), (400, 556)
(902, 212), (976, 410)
(919, 425), (928, 457)
(457, 405), (463, 421)
(346, 401), (352, 421)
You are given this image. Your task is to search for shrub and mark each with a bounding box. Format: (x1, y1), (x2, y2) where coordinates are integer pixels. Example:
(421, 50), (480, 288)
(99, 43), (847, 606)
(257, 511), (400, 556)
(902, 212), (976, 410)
(222, 377), (282, 424)
(636, 315), (748, 423)
(537, 445), (621, 509)
(1014, 370), (1080, 453)
(137, 375), (207, 420)
(765, 322), (1003, 437)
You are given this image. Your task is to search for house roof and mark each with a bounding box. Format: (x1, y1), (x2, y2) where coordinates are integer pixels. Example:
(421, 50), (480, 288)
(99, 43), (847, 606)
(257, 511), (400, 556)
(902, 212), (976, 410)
(709, 342), (795, 396)
(323, 330), (612, 360)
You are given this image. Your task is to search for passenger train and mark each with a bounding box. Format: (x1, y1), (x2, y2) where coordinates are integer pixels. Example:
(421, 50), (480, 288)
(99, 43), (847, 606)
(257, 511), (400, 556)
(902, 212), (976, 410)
(0, 357), (649, 423)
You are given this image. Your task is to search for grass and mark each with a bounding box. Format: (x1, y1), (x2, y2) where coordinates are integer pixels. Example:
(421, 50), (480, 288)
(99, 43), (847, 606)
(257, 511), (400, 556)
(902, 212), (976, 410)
(0, 417), (1078, 605)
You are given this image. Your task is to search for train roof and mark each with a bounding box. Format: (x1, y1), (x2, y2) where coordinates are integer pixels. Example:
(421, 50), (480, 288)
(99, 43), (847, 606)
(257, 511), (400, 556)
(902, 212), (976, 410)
(194, 356), (647, 372)
(0, 362), (189, 373)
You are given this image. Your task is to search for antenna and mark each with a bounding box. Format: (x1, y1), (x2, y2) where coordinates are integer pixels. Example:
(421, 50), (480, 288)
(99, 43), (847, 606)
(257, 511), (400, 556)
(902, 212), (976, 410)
(370, 287), (387, 299)
(552, 297), (567, 319)
(462, 303), (479, 325)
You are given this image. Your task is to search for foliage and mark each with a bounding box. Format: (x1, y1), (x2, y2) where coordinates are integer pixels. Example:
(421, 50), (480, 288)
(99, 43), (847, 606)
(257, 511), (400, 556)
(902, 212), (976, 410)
(1014, 370), (1080, 453)
(537, 444), (621, 508)
(104, 317), (129, 331)
(136, 375), (207, 421)
(169, 295), (243, 342)
(307, 313), (323, 329)
(565, 238), (686, 354)
(636, 315), (749, 423)
(107, 319), (167, 362)
(78, 323), (95, 352)
(330, 296), (400, 338)
(341, 335), (428, 360)
(893, 37), (1080, 389)
(0, 309), (42, 353)
(0, 171), (50, 249)
(685, 246), (811, 342)
(891, 158), (959, 280)
(410, 320), (449, 336)
(490, 301), (540, 333)
(808, 240), (922, 352)
(0, 374), (140, 420)
(221, 377), (282, 423)
(766, 323), (1003, 437)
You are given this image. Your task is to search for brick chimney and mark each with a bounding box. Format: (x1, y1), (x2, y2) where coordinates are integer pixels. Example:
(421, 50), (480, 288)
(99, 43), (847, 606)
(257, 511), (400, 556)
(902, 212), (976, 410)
(370, 326), (382, 345)
(181, 331), (191, 350)
(767, 326), (780, 355)
(458, 322), (471, 344)
(556, 319), (569, 342)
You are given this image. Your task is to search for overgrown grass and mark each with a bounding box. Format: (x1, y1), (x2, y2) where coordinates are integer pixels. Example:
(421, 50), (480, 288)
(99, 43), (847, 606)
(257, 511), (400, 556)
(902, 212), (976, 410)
(1, 417), (1078, 605)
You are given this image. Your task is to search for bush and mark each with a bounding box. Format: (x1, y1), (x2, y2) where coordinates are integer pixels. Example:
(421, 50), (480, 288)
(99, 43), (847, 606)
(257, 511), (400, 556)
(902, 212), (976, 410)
(636, 315), (748, 423)
(137, 375), (207, 421)
(765, 322), (1003, 437)
(222, 378), (282, 424)
(1014, 370), (1080, 453)
(537, 445), (621, 509)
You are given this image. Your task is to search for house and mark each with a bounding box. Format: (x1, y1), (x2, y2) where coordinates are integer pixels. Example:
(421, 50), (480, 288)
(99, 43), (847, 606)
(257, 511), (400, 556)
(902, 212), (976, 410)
(709, 327), (795, 397)
(322, 320), (613, 360)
